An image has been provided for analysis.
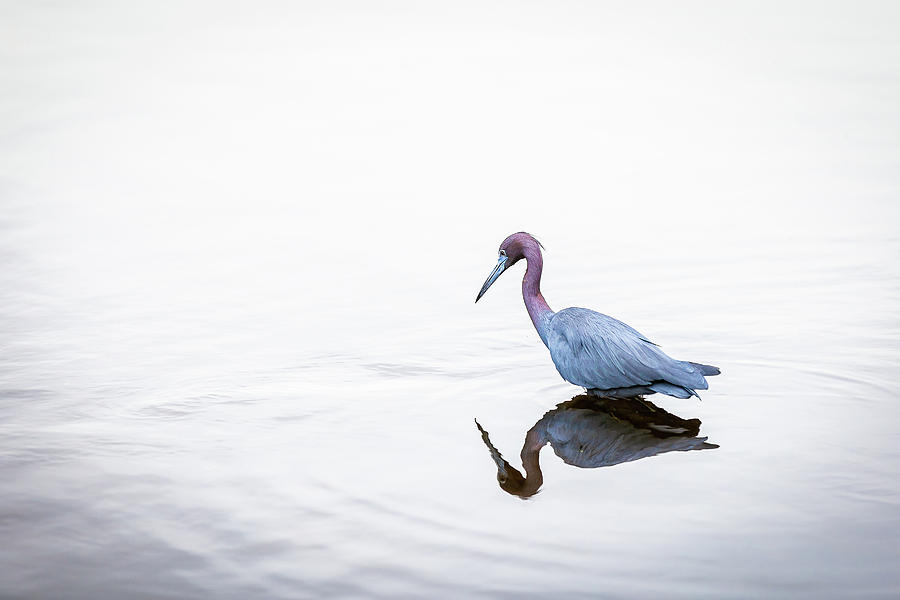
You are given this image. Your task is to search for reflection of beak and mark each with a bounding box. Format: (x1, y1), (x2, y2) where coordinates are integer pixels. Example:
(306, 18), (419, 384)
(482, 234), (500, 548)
(475, 419), (509, 478)
(475, 255), (508, 302)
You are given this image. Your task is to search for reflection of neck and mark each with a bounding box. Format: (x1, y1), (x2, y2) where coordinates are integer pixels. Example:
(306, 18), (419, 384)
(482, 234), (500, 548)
(522, 246), (553, 346)
(518, 427), (546, 497)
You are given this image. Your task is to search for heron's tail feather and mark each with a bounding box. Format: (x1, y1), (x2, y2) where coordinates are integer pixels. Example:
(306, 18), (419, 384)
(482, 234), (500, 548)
(648, 381), (697, 399)
(689, 362), (720, 376)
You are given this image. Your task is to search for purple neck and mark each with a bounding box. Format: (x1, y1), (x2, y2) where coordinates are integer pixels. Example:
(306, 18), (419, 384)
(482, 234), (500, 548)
(522, 245), (553, 345)
(519, 426), (547, 496)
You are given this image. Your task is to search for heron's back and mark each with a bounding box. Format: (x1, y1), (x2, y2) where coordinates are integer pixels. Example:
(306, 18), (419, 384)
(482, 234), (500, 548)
(546, 307), (716, 397)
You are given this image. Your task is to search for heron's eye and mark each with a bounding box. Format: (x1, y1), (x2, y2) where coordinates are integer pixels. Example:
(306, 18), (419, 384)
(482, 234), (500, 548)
(499, 250), (507, 257)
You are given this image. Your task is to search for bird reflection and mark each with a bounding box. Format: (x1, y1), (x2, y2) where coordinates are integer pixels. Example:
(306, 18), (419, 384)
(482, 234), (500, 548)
(476, 395), (718, 498)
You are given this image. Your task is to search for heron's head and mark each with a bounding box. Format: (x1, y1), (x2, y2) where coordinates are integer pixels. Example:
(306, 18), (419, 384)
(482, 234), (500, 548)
(475, 419), (540, 499)
(496, 461), (530, 496)
(475, 232), (543, 302)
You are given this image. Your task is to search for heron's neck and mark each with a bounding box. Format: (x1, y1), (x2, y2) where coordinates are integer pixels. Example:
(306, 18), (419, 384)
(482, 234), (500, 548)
(523, 248), (553, 346)
(517, 427), (547, 497)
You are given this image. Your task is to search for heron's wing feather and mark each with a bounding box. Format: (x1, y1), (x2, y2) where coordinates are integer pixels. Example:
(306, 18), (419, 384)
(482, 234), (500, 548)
(547, 308), (709, 392)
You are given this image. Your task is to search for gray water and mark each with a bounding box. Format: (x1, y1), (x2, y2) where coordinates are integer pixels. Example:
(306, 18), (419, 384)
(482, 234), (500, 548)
(2, 2), (900, 598)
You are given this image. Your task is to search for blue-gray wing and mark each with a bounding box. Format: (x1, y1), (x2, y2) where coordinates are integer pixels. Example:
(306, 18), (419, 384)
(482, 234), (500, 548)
(546, 307), (709, 394)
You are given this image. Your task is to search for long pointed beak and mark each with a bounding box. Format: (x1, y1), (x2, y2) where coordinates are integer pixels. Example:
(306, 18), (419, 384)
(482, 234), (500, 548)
(475, 419), (509, 478)
(475, 255), (508, 302)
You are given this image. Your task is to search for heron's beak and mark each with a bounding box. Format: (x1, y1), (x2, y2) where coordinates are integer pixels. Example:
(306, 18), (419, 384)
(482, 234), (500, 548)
(475, 254), (508, 302)
(475, 419), (509, 478)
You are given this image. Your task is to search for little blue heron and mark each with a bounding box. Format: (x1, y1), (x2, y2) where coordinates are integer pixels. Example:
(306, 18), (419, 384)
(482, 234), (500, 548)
(476, 395), (717, 498)
(475, 232), (719, 399)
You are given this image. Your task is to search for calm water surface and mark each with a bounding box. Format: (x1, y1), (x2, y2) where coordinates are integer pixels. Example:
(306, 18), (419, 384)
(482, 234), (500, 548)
(2, 2), (899, 598)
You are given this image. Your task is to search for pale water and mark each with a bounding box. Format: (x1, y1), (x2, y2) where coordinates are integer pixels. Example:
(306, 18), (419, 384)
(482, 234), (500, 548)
(2, 2), (899, 598)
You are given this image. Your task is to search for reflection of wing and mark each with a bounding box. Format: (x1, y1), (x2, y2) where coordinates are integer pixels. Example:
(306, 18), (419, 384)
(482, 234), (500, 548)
(547, 307), (711, 398)
(539, 396), (716, 469)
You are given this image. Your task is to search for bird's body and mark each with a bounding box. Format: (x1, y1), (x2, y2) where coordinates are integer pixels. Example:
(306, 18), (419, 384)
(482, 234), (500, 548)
(546, 307), (718, 399)
(476, 395), (717, 497)
(476, 232), (719, 399)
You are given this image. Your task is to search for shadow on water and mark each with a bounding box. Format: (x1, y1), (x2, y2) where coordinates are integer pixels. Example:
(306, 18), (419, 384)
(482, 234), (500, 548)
(476, 395), (718, 498)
